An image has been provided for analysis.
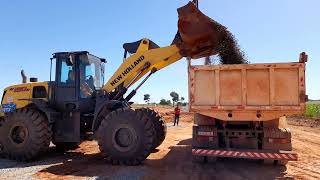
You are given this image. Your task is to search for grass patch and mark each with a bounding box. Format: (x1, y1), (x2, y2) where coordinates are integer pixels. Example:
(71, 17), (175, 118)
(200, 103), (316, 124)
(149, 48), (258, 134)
(305, 103), (320, 118)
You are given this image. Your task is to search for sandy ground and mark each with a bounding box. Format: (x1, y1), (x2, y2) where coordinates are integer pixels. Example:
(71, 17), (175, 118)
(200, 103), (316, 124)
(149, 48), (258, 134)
(0, 107), (319, 180)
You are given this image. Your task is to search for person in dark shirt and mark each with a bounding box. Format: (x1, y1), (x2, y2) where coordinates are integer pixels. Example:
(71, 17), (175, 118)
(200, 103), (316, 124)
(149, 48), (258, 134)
(174, 104), (181, 126)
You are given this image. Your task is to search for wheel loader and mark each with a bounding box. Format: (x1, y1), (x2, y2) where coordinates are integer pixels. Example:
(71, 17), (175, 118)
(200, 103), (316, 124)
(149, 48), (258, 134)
(0, 2), (223, 165)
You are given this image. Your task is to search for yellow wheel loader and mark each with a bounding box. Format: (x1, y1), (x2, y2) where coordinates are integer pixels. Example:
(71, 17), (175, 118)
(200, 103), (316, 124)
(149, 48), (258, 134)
(0, 2), (223, 165)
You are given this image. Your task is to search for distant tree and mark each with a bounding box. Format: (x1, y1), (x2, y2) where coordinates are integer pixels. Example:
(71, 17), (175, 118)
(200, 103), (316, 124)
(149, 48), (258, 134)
(159, 99), (167, 105)
(159, 99), (171, 106)
(182, 102), (188, 106)
(204, 56), (212, 65)
(144, 94), (150, 104)
(170, 91), (179, 107)
(181, 97), (185, 102)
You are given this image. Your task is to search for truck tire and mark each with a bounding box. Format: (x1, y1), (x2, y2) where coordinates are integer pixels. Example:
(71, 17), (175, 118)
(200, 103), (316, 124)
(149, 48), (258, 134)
(263, 128), (291, 139)
(53, 142), (80, 152)
(277, 160), (288, 165)
(0, 108), (51, 161)
(96, 108), (155, 165)
(263, 127), (292, 152)
(136, 108), (167, 150)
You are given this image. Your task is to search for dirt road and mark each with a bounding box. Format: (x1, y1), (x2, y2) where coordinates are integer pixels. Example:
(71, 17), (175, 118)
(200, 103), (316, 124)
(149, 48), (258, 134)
(0, 108), (319, 179)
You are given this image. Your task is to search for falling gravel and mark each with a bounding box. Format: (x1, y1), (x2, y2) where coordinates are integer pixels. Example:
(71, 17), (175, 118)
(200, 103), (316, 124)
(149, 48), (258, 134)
(212, 20), (248, 64)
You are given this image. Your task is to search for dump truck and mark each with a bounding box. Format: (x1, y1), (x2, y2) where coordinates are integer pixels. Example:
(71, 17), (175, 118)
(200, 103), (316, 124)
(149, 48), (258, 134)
(190, 53), (308, 165)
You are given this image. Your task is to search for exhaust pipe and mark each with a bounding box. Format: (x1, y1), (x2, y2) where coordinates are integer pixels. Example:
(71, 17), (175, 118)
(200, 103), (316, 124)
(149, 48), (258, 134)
(21, 70), (27, 83)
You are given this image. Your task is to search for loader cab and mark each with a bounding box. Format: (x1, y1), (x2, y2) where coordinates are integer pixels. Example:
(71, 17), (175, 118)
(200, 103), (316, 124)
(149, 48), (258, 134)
(52, 51), (106, 113)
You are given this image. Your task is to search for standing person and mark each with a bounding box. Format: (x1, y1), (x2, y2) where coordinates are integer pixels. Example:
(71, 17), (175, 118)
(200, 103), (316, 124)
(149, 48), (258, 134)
(174, 104), (181, 126)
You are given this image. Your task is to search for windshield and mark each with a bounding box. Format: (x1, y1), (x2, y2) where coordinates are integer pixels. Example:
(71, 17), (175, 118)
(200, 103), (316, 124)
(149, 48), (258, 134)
(79, 54), (104, 90)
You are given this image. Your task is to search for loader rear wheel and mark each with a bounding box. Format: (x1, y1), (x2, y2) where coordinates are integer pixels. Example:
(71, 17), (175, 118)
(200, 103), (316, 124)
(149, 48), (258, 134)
(0, 108), (51, 161)
(96, 108), (155, 165)
(0, 117), (6, 156)
(136, 108), (167, 150)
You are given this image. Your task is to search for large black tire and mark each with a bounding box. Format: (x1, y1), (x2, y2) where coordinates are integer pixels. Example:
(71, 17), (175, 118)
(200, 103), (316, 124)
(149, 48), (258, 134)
(0, 117), (5, 157)
(96, 108), (155, 165)
(0, 108), (51, 161)
(136, 108), (167, 150)
(53, 142), (80, 152)
(263, 128), (291, 139)
(263, 128), (292, 151)
(263, 127), (292, 163)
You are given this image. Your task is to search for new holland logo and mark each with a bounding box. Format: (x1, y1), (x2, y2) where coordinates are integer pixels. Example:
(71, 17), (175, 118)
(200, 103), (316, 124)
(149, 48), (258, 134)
(10, 87), (30, 92)
(110, 55), (145, 86)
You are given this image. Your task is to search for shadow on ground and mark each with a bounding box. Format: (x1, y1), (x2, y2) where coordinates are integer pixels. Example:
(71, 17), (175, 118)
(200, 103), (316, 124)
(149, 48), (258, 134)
(0, 147), (72, 169)
(17, 138), (291, 180)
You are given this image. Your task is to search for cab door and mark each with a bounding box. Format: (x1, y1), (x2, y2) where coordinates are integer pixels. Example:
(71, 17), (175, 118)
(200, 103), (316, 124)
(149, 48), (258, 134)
(54, 58), (79, 110)
(53, 57), (80, 143)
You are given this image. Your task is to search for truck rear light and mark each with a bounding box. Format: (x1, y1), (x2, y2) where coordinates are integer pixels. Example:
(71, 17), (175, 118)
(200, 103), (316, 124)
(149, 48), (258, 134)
(197, 136), (215, 142)
(198, 131), (214, 136)
(197, 136), (209, 141)
(268, 138), (289, 144)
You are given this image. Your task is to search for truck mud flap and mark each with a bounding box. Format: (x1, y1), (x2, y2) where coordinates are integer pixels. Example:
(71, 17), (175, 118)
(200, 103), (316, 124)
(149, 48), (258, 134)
(192, 148), (298, 161)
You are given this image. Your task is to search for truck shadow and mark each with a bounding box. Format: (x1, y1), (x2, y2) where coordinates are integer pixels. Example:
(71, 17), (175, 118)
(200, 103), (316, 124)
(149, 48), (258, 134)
(16, 138), (292, 180)
(142, 138), (290, 180)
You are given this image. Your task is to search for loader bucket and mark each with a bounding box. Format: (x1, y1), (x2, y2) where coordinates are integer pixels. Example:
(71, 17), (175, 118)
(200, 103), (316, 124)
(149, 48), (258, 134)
(173, 2), (219, 59)
(174, 2), (247, 64)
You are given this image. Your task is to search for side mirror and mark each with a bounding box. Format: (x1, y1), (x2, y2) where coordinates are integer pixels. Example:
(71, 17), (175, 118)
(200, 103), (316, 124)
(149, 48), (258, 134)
(101, 63), (105, 73)
(101, 63), (105, 85)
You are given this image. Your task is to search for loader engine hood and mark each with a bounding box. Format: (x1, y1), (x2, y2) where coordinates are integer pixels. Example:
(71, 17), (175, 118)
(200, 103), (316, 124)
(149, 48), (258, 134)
(1, 82), (49, 114)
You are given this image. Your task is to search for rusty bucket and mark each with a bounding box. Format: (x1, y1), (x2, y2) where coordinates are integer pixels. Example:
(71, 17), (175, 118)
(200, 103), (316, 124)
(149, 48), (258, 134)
(173, 2), (220, 59)
(174, 2), (246, 64)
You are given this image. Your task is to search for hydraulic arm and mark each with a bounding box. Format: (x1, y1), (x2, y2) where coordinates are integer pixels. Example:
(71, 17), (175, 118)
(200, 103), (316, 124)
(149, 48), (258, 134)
(103, 1), (225, 97)
(103, 41), (182, 93)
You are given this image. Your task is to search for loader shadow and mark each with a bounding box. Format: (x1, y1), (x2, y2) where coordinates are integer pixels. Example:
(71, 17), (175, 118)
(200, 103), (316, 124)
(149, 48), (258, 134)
(34, 138), (291, 180)
(0, 147), (75, 169)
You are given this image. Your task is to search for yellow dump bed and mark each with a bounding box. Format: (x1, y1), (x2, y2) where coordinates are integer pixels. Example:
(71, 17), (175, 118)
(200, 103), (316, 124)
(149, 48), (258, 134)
(188, 53), (307, 121)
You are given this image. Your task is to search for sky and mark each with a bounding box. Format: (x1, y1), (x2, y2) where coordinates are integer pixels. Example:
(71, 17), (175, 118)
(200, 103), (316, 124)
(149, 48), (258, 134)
(0, 0), (319, 104)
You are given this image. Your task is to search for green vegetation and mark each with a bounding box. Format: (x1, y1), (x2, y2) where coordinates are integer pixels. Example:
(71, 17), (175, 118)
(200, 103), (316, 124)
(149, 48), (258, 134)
(141, 92), (187, 106)
(305, 103), (320, 118)
(170, 91), (179, 106)
(144, 94), (150, 104)
(159, 99), (172, 106)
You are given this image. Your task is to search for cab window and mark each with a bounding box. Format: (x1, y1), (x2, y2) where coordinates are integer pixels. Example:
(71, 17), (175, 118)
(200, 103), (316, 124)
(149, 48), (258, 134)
(60, 59), (75, 84)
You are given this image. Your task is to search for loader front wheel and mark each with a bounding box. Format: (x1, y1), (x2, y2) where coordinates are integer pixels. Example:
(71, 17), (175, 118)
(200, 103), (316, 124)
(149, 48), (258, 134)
(136, 108), (167, 150)
(0, 108), (51, 161)
(96, 108), (155, 165)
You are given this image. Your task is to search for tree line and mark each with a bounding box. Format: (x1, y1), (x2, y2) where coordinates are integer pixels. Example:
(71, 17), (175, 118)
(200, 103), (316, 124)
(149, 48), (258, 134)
(143, 91), (187, 106)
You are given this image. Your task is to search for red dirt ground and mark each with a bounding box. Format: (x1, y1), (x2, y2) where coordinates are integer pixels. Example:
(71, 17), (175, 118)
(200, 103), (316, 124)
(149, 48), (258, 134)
(32, 107), (320, 179)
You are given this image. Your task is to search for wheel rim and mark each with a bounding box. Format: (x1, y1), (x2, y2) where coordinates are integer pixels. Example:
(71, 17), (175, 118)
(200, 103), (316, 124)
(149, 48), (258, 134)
(112, 125), (137, 152)
(9, 123), (29, 146)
